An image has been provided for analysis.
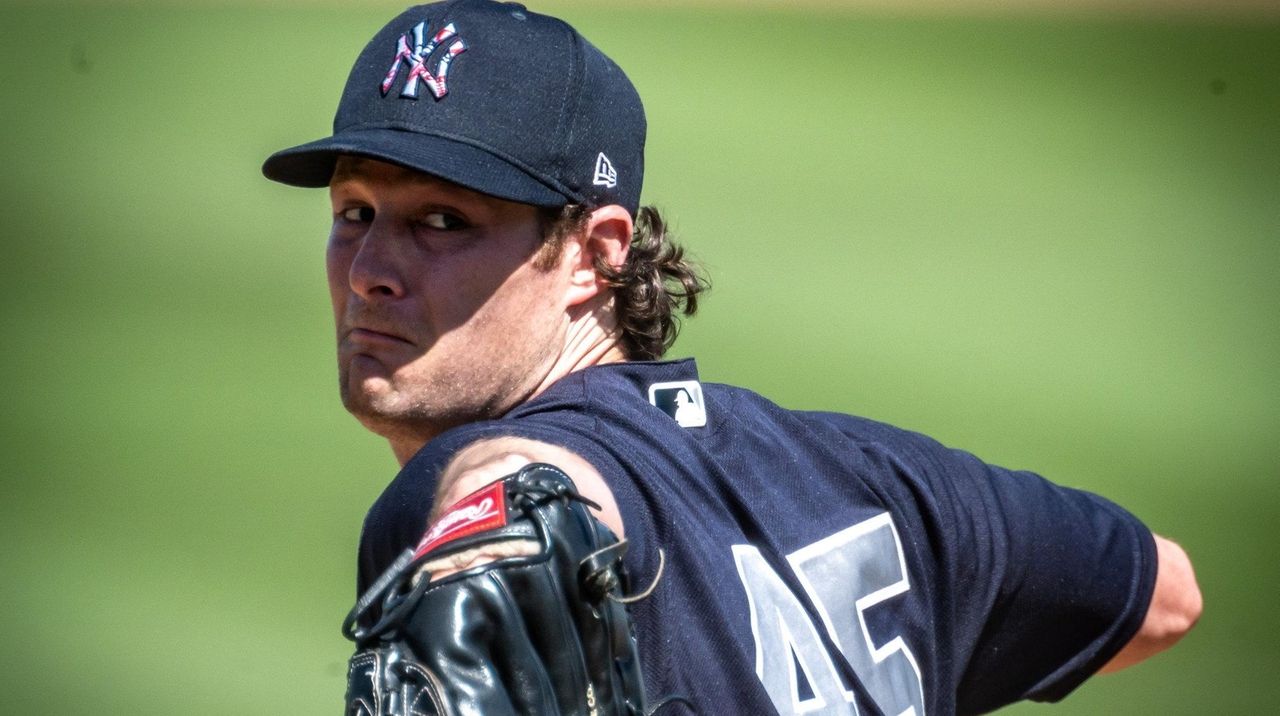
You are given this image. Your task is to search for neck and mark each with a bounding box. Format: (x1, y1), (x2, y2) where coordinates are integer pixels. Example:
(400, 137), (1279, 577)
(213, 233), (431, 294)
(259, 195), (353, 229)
(391, 437), (424, 467)
(389, 295), (627, 467)
(531, 293), (628, 396)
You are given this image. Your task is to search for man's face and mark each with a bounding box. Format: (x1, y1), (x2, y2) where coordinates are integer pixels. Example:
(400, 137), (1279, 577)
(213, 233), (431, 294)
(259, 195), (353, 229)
(326, 157), (570, 446)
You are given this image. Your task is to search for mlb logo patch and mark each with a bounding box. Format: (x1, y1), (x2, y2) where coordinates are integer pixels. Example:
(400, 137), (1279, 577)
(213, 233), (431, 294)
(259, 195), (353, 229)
(648, 380), (707, 428)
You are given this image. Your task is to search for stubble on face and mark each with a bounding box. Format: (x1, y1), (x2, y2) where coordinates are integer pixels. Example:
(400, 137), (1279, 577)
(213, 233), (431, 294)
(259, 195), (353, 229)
(337, 281), (562, 442)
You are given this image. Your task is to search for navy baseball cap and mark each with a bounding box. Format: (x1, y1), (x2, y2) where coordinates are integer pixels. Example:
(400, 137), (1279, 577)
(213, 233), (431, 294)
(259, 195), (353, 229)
(262, 0), (646, 215)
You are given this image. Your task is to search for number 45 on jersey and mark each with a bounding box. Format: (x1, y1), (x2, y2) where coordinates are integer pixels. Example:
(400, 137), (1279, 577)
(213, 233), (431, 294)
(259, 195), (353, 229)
(733, 512), (926, 716)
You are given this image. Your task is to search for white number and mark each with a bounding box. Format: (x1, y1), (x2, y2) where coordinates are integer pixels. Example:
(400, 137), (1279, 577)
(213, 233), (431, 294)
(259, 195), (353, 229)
(734, 513), (925, 716)
(734, 545), (858, 714)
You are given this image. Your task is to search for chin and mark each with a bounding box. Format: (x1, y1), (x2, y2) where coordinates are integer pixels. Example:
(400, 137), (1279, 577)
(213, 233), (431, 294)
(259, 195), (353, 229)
(345, 401), (430, 443)
(340, 387), (457, 442)
(340, 363), (402, 410)
(343, 385), (405, 423)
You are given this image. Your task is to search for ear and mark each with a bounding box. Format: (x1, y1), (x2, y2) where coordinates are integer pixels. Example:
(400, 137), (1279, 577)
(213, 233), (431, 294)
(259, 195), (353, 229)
(564, 204), (633, 308)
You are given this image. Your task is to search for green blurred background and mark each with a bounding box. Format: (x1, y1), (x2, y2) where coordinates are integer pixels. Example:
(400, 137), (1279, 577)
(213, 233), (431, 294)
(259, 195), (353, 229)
(1, 1), (1276, 713)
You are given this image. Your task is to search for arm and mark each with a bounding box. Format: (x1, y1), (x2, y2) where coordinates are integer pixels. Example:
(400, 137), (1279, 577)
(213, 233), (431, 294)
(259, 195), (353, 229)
(425, 436), (624, 578)
(1100, 534), (1202, 673)
(927, 437), (1201, 710)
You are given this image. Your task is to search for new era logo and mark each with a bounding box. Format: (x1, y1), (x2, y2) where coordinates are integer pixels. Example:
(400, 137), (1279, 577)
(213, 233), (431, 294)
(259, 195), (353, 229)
(593, 152), (618, 188)
(382, 21), (468, 100)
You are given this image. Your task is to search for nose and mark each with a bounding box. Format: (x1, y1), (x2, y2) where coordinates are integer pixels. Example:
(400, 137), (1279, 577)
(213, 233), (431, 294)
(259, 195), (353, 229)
(347, 221), (406, 300)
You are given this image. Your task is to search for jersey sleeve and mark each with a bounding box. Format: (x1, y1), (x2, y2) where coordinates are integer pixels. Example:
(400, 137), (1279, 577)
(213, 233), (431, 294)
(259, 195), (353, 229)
(873, 429), (1158, 713)
(405, 415), (661, 581)
(363, 414), (660, 589)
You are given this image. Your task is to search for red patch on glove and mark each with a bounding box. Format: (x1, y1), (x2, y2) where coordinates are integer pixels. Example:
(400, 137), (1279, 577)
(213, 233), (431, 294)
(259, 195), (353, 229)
(414, 481), (507, 558)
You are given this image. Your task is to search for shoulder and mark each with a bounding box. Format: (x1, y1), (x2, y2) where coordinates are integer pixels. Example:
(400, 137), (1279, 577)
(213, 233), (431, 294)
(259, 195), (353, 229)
(431, 435), (626, 540)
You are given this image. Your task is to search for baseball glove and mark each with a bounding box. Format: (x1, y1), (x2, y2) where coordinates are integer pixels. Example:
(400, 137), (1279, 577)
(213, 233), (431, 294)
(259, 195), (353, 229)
(341, 463), (650, 716)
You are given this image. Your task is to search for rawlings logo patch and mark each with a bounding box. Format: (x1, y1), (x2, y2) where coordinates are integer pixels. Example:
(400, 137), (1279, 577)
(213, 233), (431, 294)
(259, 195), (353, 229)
(415, 481), (506, 557)
(382, 20), (468, 100)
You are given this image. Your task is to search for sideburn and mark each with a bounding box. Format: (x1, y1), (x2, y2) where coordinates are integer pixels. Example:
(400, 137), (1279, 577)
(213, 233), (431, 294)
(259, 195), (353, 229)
(532, 204), (591, 271)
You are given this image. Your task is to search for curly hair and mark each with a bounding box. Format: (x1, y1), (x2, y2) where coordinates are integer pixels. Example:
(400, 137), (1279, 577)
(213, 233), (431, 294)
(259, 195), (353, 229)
(538, 204), (709, 360)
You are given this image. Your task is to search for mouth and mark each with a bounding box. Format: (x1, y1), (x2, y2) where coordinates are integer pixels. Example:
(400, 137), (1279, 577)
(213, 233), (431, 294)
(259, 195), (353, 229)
(346, 325), (415, 348)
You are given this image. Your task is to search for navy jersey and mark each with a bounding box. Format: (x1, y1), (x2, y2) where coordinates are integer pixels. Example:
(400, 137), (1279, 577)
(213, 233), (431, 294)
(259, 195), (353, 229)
(358, 359), (1157, 715)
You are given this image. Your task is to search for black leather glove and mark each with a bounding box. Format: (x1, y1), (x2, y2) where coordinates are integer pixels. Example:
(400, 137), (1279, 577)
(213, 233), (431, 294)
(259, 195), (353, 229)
(342, 463), (648, 716)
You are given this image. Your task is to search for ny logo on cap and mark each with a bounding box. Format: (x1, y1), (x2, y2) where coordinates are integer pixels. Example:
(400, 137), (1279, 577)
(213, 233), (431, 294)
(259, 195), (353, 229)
(381, 21), (468, 100)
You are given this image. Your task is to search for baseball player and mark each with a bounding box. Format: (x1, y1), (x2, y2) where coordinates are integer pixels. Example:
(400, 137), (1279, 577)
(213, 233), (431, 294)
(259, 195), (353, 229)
(263, 2), (1202, 714)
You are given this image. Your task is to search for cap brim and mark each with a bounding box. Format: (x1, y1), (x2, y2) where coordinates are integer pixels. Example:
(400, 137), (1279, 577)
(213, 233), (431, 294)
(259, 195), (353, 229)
(261, 128), (570, 208)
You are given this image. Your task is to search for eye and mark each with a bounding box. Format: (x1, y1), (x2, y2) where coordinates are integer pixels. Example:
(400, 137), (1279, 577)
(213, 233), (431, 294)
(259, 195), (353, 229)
(421, 212), (468, 231)
(339, 206), (374, 223)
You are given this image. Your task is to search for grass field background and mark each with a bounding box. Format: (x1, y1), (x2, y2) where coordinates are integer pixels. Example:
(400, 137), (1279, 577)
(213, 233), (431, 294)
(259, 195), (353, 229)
(1, 2), (1276, 713)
